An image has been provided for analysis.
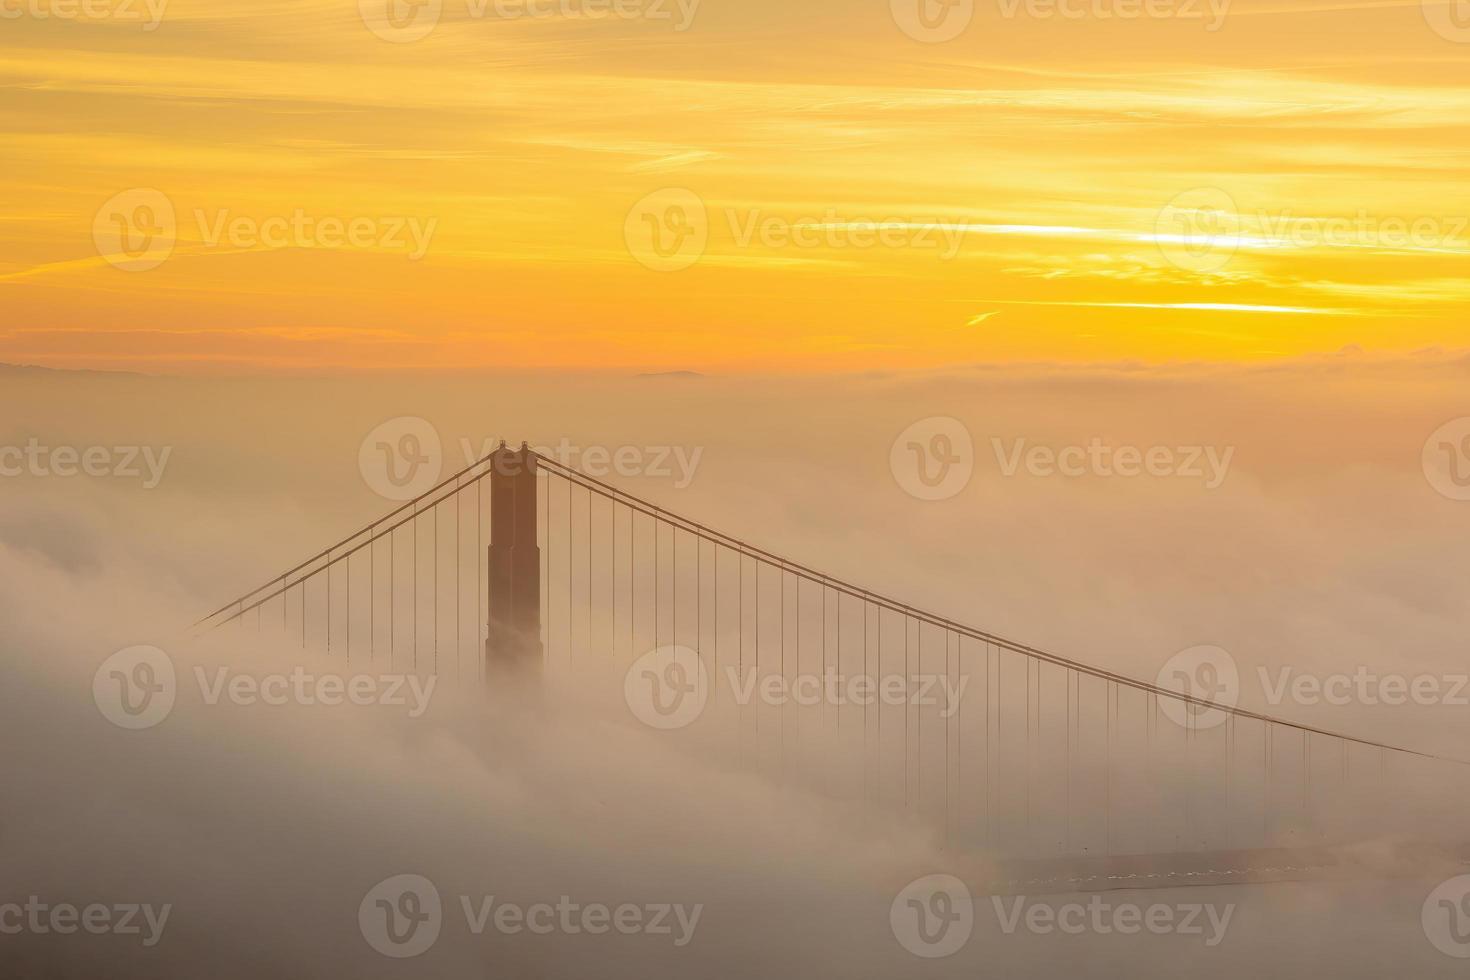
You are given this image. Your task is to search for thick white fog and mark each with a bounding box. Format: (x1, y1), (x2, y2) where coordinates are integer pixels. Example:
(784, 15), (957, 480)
(3, 353), (1470, 976)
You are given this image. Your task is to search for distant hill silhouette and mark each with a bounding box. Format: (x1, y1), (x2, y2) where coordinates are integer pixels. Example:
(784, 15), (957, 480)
(0, 362), (145, 378)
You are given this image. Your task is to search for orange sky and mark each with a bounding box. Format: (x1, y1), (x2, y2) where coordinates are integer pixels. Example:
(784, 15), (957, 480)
(2, 0), (1468, 372)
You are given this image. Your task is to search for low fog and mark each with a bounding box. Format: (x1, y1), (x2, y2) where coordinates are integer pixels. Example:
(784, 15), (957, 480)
(3, 352), (1470, 976)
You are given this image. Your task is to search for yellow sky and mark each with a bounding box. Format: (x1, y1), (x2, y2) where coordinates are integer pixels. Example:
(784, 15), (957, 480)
(1, 0), (1468, 372)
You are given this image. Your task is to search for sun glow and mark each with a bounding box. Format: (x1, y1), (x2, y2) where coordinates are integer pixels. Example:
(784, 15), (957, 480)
(2, 0), (1468, 371)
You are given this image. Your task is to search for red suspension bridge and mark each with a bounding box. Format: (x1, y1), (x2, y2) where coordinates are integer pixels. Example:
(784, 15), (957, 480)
(195, 442), (1470, 880)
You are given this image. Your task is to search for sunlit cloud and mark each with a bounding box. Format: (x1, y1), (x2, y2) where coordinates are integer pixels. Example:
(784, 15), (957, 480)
(972, 299), (1363, 316)
(1, 0), (1467, 370)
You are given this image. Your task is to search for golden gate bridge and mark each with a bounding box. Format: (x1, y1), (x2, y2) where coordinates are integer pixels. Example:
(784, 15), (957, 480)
(194, 442), (1470, 885)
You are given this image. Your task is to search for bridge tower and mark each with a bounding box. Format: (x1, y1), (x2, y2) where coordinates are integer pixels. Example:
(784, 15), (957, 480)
(485, 442), (542, 674)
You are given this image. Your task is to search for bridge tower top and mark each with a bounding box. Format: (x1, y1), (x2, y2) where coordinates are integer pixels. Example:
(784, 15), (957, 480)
(486, 441), (541, 673)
